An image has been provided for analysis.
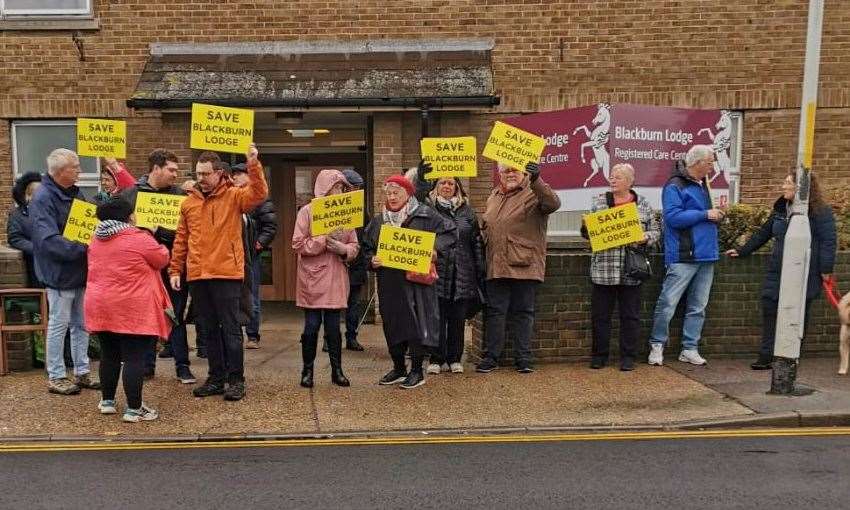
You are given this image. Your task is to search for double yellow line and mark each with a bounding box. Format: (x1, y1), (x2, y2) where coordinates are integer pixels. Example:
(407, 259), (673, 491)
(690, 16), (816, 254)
(2, 427), (850, 453)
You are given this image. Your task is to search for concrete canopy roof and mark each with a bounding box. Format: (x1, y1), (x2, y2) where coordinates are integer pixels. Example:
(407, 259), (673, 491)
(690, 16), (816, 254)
(128, 39), (498, 110)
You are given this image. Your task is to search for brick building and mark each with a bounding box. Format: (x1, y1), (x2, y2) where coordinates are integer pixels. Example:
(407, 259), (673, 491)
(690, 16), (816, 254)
(1, 0), (848, 304)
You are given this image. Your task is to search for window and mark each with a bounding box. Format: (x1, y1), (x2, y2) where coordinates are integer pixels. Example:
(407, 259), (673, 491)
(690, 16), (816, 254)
(0, 0), (91, 17)
(547, 111), (744, 239)
(11, 120), (100, 200)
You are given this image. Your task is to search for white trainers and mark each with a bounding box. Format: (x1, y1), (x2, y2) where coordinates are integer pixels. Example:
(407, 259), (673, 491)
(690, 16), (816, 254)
(679, 349), (707, 366)
(449, 362), (464, 374)
(425, 363), (442, 375)
(122, 404), (158, 423)
(648, 343), (664, 366)
(97, 399), (117, 415)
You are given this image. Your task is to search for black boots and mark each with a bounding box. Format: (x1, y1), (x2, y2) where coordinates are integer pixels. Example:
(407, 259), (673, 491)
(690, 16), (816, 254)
(326, 332), (350, 387)
(300, 334), (316, 388)
(751, 355), (773, 370)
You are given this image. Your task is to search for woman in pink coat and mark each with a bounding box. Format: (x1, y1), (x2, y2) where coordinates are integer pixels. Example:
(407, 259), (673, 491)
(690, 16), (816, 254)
(85, 197), (172, 423)
(292, 169), (359, 388)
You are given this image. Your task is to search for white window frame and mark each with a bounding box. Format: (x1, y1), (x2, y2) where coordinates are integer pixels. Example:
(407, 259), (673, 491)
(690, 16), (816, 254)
(10, 119), (101, 190)
(0, 0), (92, 18)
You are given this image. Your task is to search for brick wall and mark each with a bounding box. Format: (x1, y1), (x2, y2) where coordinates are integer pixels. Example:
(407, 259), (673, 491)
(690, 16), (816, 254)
(0, 245), (34, 372)
(469, 250), (850, 365)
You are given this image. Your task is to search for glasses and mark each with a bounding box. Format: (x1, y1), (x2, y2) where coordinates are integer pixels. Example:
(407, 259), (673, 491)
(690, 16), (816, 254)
(195, 171), (216, 178)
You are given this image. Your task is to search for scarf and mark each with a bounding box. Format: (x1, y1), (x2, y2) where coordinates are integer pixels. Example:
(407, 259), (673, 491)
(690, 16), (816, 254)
(430, 189), (465, 212)
(382, 196), (420, 227)
(95, 219), (132, 240)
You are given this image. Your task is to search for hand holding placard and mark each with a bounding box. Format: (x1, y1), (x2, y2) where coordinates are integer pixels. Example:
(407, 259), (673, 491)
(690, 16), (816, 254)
(420, 137), (477, 178)
(482, 121), (546, 171)
(583, 202), (645, 252)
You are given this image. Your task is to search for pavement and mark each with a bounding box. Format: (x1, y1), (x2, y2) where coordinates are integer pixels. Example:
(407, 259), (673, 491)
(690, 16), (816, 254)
(1, 303), (849, 440)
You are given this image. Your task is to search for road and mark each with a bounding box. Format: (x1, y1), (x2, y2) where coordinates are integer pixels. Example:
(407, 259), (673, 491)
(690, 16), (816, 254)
(2, 429), (850, 509)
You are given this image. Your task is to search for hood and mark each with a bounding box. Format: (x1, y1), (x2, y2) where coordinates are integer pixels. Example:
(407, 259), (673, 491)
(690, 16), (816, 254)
(669, 159), (704, 185)
(341, 169), (364, 189)
(104, 163), (136, 193)
(94, 219), (132, 240)
(12, 172), (42, 208)
(314, 169), (347, 197)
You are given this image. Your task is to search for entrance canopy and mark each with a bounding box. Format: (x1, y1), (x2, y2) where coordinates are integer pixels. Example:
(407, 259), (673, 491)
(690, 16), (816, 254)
(127, 39), (498, 110)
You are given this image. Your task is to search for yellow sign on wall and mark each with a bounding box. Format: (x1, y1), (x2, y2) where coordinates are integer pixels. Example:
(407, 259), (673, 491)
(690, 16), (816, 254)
(62, 199), (98, 245)
(376, 225), (436, 274)
(481, 121), (546, 171)
(77, 118), (127, 159)
(134, 192), (187, 231)
(310, 190), (365, 236)
(583, 202), (645, 252)
(190, 103), (254, 154)
(420, 136), (477, 178)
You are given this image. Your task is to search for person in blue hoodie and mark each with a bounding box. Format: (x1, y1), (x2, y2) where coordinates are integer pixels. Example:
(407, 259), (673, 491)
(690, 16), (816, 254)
(648, 145), (726, 367)
(31, 148), (100, 395)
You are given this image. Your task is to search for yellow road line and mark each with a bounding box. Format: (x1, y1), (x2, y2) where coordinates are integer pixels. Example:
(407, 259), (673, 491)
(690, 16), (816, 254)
(2, 427), (850, 453)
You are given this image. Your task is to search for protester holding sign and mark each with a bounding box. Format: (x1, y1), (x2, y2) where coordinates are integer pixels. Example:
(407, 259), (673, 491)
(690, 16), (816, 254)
(580, 163), (660, 371)
(361, 174), (456, 389)
(412, 163), (485, 375)
(476, 161), (560, 374)
(31, 148), (100, 395)
(340, 169), (369, 352)
(725, 170), (836, 370)
(169, 145), (268, 401)
(291, 169), (358, 388)
(648, 145), (724, 367)
(94, 158), (135, 204)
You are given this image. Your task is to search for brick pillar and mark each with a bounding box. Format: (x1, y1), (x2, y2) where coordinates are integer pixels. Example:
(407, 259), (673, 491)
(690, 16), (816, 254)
(0, 120), (13, 245)
(372, 112), (404, 213)
(0, 245), (34, 371)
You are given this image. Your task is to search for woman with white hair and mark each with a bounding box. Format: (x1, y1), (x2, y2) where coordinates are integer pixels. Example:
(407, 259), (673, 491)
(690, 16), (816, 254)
(581, 163), (660, 371)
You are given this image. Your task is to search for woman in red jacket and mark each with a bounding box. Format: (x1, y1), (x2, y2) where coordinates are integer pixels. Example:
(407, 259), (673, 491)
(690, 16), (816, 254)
(84, 197), (172, 423)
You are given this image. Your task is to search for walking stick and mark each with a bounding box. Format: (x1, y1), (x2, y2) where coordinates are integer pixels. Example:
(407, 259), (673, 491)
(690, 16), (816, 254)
(355, 291), (376, 333)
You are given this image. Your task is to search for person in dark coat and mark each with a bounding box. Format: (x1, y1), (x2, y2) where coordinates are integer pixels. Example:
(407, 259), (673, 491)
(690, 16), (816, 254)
(726, 169), (837, 369)
(7, 172), (43, 287)
(411, 164), (485, 375)
(340, 168), (368, 352)
(231, 163), (278, 349)
(361, 174), (456, 389)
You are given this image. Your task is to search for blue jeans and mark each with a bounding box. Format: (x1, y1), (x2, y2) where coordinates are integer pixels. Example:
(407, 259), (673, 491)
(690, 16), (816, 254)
(303, 309), (341, 338)
(649, 262), (715, 351)
(46, 287), (90, 380)
(245, 254), (262, 340)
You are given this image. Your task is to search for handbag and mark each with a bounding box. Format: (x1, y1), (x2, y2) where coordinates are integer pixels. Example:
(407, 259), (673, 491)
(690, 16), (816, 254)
(406, 262), (438, 286)
(623, 245), (652, 282)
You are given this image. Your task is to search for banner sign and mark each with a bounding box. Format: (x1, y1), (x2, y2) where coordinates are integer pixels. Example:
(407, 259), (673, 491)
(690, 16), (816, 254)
(76, 118), (127, 159)
(503, 104), (733, 211)
(190, 103), (254, 154)
(376, 225), (436, 274)
(420, 137), (477, 178)
(482, 121), (547, 171)
(62, 199), (97, 245)
(583, 202), (645, 252)
(134, 192), (187, 230)
(310, 190), (365, 236)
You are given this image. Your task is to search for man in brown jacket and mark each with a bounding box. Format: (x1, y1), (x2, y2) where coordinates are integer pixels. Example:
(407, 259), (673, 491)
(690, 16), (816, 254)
(476, 161), (561, 373)
(169, 144), (268, 401)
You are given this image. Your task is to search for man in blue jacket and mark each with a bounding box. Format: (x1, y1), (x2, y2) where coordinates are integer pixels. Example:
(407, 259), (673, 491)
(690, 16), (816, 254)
(648, 145), (725, 366)
(31, 148), (100, 395)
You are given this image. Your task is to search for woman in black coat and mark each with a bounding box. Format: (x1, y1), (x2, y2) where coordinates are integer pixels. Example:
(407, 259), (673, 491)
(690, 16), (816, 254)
(361, 174), (456, 389)
(413, 169), (485, 375)
(7, 172), (43, 287)
(726, 170), (837, 369)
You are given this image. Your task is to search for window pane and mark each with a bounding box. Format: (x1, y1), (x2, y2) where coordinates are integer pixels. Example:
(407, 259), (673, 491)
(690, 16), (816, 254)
(13, 123), (98, 178)
(3, 0), (89, 13)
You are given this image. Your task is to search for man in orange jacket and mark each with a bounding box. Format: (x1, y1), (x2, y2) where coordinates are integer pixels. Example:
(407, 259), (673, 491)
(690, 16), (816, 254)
(169, 143), (268, 401)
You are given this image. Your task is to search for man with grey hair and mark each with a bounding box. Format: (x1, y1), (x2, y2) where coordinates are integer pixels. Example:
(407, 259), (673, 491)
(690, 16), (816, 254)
(647, 144), (725, 366)
(31, 148), (99, 394)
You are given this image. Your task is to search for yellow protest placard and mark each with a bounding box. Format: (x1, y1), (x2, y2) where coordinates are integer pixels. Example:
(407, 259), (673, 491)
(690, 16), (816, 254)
(190, 103), (254, 154)
(481, 120), (547, 171)
(310, 190), (365, 236)
(134, 192), (187, 231)
(583, 202), (645, 252)
(376, 225), (436, 274)
(76, 118), (127, 159)
(420, 136), (477, 178)
(62, 199), (98, 245)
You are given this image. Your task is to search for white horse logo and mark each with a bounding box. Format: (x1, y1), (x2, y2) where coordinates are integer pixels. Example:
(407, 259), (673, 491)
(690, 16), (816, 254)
(572, 103), (611, 187)
(698, 110), (733, 184)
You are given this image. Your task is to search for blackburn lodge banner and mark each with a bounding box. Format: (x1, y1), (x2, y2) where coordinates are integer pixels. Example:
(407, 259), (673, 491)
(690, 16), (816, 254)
(503, 104), (734, 212)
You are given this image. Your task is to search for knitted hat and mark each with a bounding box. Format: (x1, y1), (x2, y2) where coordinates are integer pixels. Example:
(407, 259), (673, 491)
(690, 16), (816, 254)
(384, 174), (414, 197)
(342, 169), (364, 189)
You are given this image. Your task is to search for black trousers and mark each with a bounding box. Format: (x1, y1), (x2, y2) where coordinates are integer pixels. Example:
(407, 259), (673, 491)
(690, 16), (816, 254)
(431, 298), (468, 365)
(760, 297), (814, 358)
(483, 278), (538, 365)
(98, 332), (157, 409)
(189, 279), (244, 385)
(389, 342), (424, 375)
(590, 283), (641, 361)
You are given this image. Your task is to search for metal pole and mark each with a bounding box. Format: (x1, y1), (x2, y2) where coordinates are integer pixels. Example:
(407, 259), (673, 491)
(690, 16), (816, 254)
(420, 106), (430, 139)
(770, 0), (823, 396)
